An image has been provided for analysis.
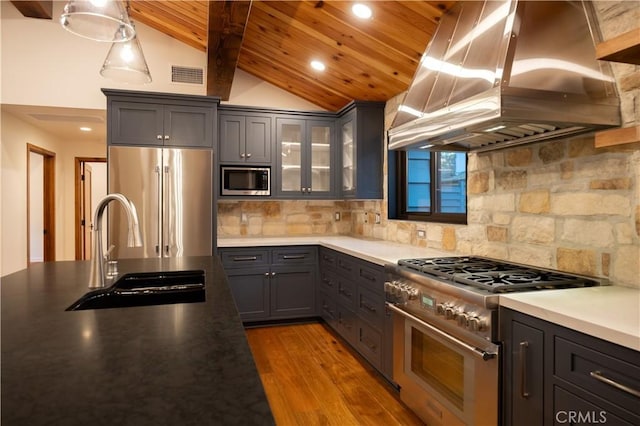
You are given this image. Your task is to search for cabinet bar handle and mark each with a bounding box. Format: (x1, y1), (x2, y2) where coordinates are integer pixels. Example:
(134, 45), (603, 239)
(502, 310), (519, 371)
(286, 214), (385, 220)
(360, 271), (376, 282)
(519, 341), (530, 398)
(361, 301), (377, 312)
(232, 256), (258, 262)
(282, 255), (305, 260)
(590, 371), (640, 398)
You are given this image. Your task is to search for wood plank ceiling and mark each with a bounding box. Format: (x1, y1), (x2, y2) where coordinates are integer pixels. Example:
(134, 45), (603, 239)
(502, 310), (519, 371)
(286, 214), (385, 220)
(129, 0), (454, 111)
(12, 1), (455, 111)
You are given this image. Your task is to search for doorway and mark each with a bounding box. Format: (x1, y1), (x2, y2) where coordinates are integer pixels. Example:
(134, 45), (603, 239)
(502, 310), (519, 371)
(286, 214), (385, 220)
(27, 144), (55, 264)
(75, 158), (107, 260)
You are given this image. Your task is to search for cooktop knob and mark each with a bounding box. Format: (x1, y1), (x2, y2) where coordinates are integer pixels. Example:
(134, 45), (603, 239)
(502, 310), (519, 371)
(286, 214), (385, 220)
(444, 307), (455, 320)
(468, 316), (482, 331)
(456, 312), (469, 327)
(436, 303), (446, 315)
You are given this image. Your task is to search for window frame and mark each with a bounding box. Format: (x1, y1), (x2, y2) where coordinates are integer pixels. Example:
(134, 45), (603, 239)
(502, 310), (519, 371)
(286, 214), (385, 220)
(388, 150), (468, 225)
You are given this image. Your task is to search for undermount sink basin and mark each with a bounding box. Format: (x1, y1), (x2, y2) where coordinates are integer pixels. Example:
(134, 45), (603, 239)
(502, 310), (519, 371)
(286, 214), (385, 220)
(66, 270), (206, 311)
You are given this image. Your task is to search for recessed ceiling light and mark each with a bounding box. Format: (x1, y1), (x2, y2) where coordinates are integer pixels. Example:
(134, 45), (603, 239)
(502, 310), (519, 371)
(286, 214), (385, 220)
(80, 127), (92, 132)
(310, 60), (326, 71)
(352, 3), (372, 19)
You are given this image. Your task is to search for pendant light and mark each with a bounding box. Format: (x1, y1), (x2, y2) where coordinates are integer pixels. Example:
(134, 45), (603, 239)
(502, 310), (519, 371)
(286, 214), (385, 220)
(100, 21), (152, 84)
(60, 0), (135, 43)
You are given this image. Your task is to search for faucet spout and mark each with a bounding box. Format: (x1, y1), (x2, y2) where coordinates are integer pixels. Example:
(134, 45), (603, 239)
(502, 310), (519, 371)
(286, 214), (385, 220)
(88, 193), (143, 289)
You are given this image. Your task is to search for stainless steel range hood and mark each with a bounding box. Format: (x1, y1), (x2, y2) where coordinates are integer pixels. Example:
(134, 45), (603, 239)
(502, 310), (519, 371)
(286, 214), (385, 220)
(388, 0), (620, 153)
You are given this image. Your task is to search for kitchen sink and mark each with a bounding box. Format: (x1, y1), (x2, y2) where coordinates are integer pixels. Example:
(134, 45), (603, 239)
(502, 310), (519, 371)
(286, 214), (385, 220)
(66, 270), (206, 311)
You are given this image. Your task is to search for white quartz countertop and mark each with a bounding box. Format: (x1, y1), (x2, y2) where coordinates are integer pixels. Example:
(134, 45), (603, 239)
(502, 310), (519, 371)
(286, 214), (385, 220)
(218, 236), (639, 351)
(500, 286), (640, 351)
(218, 235), (450, 266)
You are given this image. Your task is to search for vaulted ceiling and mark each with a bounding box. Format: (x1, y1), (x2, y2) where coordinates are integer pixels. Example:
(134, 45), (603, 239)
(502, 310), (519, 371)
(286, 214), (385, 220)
(11, 0), (455, 111)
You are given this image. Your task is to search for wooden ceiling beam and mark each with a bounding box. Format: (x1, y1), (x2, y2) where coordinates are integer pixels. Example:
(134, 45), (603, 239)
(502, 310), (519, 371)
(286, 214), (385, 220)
(207, 0), (252, 100)
(10, 1), (52, 19)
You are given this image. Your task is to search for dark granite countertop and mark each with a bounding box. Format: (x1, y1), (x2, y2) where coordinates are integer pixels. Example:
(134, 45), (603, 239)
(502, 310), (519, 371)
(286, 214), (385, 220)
(1, 256), (274, 425)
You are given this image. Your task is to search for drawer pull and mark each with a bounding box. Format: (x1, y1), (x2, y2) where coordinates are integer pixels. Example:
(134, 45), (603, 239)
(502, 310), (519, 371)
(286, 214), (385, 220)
(338, 260), (352, 271)
(232, 256), (258, 262)
(338, 288), (352, 297)
(322, 255), (335, 263)
(282, 254), (306, 260)
(321, 277), (333, 287)
(590, 370), (640, 398)
(361, 301), (377, 313)
(360, 271), (376, 282)
(519, 341), (530, 398)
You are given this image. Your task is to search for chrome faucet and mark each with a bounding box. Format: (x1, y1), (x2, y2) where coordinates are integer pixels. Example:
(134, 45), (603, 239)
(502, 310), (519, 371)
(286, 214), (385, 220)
(88, 193), (143, 289)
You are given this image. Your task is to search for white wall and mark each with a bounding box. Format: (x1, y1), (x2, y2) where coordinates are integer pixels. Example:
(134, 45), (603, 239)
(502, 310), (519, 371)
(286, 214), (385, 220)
(1, 109), (106, 276)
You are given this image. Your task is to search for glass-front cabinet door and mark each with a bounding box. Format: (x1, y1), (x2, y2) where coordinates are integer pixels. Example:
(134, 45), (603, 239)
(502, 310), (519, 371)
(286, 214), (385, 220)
(276, 118), (334, 197)
(340, 115), (355, 194)
(278, 120), (303, 193)
(309, 121), (332, 195)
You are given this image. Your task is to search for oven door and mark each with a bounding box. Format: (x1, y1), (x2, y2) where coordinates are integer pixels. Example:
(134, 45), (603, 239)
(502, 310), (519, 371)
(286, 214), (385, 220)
(389, 304), (499, 426)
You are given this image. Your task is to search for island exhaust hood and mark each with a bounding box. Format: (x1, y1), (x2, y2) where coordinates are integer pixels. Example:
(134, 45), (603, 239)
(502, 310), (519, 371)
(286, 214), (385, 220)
(388, 0), (620, 153)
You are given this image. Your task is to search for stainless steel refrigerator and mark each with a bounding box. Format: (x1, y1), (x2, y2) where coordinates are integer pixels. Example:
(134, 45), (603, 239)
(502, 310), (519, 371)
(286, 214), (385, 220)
(108, 146), (213, 258)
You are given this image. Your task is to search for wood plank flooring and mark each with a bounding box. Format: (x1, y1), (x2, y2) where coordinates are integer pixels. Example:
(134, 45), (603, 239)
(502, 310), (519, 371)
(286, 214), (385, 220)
(245, 322), (425, 426)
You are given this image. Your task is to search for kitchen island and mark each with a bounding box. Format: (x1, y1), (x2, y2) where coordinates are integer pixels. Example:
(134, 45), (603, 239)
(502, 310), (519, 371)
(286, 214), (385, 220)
(1, 256), (274, 426)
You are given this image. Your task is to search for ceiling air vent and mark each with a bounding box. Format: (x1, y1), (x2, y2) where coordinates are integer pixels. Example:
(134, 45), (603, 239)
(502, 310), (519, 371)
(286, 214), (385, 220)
(171, 66), (204, 85)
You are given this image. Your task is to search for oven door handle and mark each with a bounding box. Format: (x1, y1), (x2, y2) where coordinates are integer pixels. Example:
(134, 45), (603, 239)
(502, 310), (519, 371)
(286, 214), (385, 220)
(386, 303), (498, 361)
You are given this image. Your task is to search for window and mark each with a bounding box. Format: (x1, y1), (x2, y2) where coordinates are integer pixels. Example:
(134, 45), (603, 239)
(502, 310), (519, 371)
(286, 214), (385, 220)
(388, 150), (467, 224)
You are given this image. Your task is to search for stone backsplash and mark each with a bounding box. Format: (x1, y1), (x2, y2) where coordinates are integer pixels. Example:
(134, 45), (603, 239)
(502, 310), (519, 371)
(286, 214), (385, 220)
(217, 1), (639, 287)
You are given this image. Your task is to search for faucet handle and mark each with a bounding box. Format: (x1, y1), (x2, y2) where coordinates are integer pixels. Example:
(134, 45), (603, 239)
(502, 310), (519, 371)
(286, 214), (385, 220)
(104, 244), (115, 261)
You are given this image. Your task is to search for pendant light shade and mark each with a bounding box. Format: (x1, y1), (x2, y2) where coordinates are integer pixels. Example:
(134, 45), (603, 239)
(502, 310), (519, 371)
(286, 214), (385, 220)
(100, 24), (152, 84)
(60, 0), (135, 42)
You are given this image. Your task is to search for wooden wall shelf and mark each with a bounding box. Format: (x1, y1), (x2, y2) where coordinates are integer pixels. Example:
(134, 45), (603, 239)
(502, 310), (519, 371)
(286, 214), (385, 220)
(595, 125), (640, 148)
(596, 28), (640, 65)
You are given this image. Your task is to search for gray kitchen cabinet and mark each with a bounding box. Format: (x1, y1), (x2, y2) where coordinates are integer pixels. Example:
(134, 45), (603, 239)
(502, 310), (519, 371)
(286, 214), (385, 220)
(500, 308), (640, 426)
(276, 117), (335, 198)
(318, 246), (391, 379)
(337, 101), (385, 199)
(103, 89), (217, 148)
(220, 246), (318, 322)
(502, 314), (545, 426)
(225, 266), (270, 321)
(219, 114), (271, 164)
(270, 264), (316, 318)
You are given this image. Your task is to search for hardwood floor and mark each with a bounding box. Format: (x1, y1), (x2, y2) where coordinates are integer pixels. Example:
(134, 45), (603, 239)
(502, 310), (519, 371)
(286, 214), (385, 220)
(245, 322), (425, 426)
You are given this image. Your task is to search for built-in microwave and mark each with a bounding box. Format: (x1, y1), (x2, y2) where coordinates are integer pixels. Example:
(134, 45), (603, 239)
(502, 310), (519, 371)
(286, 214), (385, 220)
(221, 166), (270, 196)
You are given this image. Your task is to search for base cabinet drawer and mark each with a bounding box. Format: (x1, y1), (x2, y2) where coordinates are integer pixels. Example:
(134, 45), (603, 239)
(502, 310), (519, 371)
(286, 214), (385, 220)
(357, 321), (382, 369)
(336, 303), (358, 346)
(554, 386), (634, 426)
(221, 249), (270, 268)
(319, 291), (337, 327)
(357, 285), (385, 329)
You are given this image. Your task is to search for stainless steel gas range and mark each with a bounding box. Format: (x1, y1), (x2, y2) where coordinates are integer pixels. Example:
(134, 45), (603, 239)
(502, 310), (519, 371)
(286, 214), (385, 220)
(384, 256), (603, 426)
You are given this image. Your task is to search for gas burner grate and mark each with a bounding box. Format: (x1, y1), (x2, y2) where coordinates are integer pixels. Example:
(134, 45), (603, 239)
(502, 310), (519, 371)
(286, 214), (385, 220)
(396, 256), (600, 293)
(453, 269), (598, 292)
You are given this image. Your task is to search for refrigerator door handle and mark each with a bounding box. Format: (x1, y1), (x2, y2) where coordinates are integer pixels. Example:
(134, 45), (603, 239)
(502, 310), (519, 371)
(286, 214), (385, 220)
(163, 152), (171, 257)
(156, 163), (163, 258)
